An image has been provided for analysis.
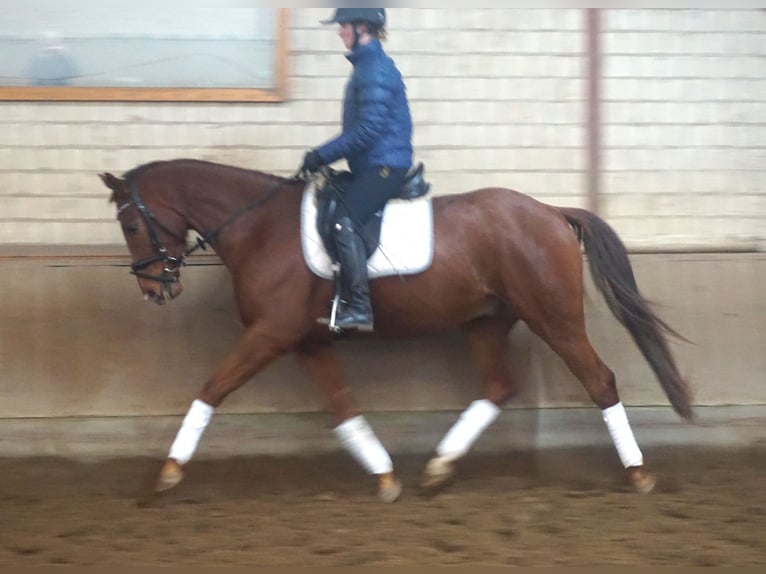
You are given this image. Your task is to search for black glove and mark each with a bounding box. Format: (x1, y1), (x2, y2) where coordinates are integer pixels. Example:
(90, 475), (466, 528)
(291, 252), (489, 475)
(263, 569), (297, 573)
(300, 150), (323, 175)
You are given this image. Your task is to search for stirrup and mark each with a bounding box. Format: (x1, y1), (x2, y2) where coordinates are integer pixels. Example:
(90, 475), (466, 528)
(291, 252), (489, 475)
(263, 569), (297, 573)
(317, 291), (345, 334)
(317, 308), (374, 333)
(316, 262), (373, 333)
(316, 263), (344, 333)
(317, 300), (374, 334)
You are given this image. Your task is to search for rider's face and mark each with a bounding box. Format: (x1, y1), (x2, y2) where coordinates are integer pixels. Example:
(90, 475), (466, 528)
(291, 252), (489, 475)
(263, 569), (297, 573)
(338, 23), (355, 51)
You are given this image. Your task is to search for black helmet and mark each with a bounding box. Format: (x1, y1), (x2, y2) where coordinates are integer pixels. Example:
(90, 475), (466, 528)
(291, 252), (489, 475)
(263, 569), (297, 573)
(321, 8), (386, 29)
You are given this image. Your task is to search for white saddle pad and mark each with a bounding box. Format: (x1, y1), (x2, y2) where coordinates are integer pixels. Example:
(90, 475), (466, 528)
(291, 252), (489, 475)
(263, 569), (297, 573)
(300, 181), (434, 280)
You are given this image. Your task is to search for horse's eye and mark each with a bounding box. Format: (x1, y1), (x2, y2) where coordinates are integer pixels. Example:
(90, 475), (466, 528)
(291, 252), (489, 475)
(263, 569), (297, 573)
(123, 223), (139, 236)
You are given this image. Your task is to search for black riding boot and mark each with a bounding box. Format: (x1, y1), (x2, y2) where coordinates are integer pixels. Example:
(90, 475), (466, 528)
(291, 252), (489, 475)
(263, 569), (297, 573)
(333, 217), (373, 332)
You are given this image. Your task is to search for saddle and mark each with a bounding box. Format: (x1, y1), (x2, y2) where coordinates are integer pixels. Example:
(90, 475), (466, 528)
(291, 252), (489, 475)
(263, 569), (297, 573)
(315, 163), (431, 262)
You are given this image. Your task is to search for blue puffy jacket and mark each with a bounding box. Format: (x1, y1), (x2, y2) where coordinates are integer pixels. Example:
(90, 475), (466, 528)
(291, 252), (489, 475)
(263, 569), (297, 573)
(316, 39), (413, 174)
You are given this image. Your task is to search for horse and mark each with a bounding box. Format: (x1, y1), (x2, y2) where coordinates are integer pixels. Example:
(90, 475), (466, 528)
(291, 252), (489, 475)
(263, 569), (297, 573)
(99, 158), (692, 503)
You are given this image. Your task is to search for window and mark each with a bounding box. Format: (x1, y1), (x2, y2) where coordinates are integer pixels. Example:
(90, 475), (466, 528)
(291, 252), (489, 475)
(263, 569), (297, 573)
(0, 1), (287, 102)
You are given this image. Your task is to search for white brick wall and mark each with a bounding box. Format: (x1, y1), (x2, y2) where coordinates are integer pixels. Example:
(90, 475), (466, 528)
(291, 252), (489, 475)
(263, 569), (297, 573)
(0, 8), (763, 249)
(602, 9), (766, 250)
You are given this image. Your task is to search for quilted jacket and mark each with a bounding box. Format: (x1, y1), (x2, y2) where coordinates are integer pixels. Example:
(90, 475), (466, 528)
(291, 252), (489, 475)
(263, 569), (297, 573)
(316, 39), (413, 174)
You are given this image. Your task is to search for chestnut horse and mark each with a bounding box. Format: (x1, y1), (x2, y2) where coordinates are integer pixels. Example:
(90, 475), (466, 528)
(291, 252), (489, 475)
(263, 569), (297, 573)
(100, 158), (692, 502)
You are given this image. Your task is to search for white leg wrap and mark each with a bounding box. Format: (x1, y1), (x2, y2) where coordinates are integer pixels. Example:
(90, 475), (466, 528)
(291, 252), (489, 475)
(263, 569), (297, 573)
(334, 415), (393, 475)
(167, 399), (214, 465)
(436, 399), (502, 460)
(602, 402), (644, 468)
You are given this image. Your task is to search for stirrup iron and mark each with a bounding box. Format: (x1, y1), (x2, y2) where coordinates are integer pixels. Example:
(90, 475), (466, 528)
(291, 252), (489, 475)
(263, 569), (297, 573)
(317, 263), (344, 334)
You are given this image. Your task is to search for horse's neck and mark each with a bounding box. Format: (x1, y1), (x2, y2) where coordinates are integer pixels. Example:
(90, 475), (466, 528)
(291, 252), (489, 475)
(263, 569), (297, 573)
(180, 171), (297, 265)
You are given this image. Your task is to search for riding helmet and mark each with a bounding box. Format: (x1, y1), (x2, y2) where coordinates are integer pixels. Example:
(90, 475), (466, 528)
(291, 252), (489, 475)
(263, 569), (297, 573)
(321, 8), (386, 29)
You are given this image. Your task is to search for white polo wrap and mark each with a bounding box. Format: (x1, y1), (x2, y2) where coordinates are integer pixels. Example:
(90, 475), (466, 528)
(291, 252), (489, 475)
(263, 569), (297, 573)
(168, 399), (214, 465)
(602, 402), (644, 468)
(436, 399), (502, 460)
(334, 415), (393, 475)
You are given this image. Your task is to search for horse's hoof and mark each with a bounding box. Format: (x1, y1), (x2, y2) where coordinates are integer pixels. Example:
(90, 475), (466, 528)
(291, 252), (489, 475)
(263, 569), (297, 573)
(627, 466), (656, 494)
(377, 472), (402, 503)
(420, 455), (457, 491)
(155, 459), (184, 493)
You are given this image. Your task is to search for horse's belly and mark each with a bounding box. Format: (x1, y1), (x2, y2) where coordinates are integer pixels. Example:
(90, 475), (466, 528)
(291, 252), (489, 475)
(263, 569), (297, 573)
(371, 281), (501, 336)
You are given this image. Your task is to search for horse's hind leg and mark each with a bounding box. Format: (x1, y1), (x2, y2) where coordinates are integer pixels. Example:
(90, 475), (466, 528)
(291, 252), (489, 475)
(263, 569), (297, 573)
(296, 340), (402, 503)
(421, 315), (517, 491)
(528, 311), (656, 493)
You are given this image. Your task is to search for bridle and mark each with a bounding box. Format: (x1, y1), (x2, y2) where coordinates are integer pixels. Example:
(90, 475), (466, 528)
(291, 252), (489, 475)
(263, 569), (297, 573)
(118, 176), (297, 288)
(117, 181), (187, 286)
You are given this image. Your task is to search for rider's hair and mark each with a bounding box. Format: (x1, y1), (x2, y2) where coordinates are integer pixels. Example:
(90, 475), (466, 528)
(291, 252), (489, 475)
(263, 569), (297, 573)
(356, 21), (388, 41)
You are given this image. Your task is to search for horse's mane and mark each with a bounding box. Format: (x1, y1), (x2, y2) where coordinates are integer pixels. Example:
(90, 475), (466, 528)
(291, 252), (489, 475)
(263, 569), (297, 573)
(122, 158), (292, 188)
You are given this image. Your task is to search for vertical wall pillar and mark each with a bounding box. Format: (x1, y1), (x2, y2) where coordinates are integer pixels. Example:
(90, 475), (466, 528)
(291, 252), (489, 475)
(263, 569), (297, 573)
(586, 8), (602, 215)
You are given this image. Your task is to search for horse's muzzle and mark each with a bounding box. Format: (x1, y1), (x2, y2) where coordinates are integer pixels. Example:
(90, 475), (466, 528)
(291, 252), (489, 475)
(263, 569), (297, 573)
(136, 271), (183, 305)
(143, 281), (183, 305)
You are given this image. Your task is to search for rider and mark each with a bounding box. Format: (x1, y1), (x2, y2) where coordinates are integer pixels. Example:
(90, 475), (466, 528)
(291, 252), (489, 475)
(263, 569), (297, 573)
(300, 8), (414, 333)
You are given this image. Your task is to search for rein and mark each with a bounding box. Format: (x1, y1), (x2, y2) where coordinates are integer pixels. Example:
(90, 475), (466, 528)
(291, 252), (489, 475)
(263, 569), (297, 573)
(122, 175), (299, 283)
(185, 176), (301, 257)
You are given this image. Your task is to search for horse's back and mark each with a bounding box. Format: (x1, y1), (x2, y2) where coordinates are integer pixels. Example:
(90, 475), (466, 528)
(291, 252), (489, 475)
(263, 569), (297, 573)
(431, 186), (577, 255)
(433, 185), (563, 218)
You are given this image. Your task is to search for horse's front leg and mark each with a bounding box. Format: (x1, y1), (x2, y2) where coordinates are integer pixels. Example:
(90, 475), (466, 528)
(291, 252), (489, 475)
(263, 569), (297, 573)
(154, 324), (287, 494)
(297, 340), (402, 503)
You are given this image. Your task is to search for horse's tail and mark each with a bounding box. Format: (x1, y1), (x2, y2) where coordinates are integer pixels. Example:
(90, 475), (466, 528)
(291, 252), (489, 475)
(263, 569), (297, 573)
(559, 207), (693, 421)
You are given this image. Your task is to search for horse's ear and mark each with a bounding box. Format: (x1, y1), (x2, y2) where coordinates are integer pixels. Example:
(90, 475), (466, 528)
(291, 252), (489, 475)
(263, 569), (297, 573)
(100, 172), (127, 203)
(99, 172), (123, 191)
